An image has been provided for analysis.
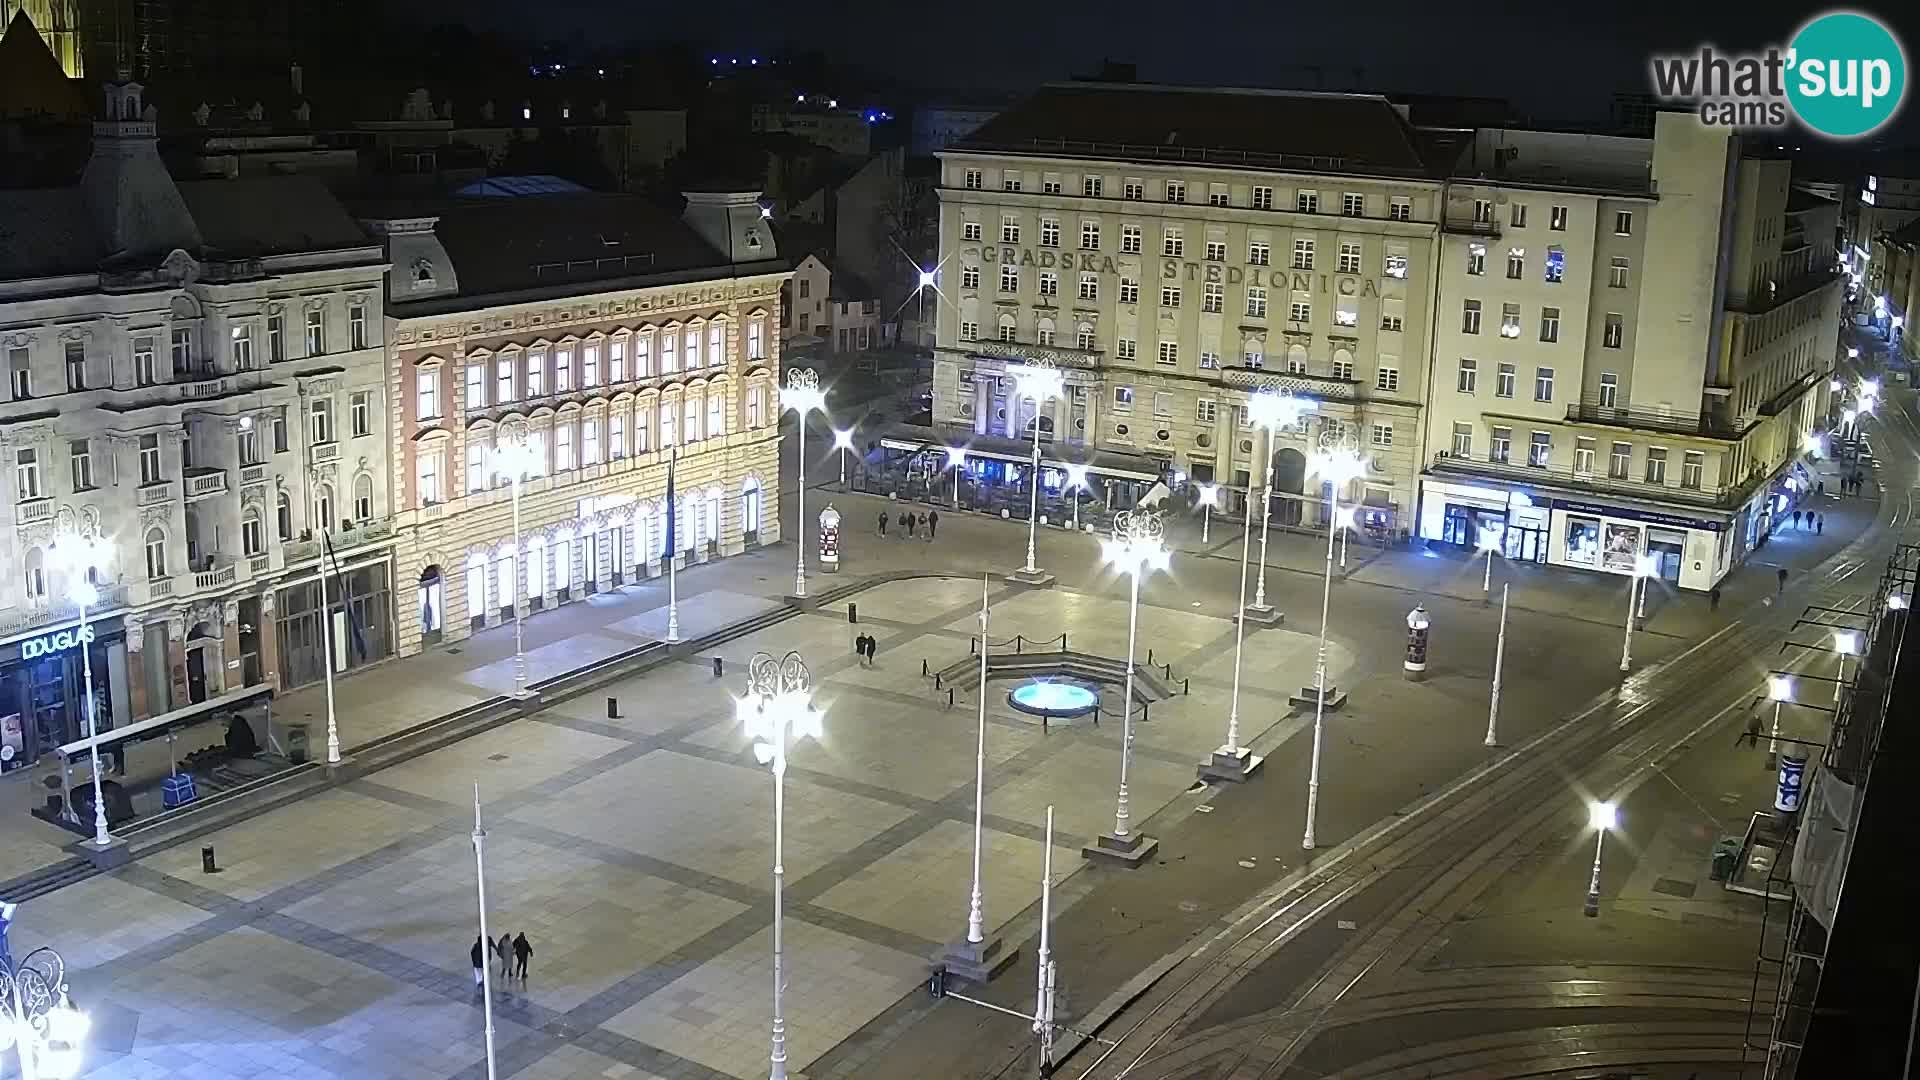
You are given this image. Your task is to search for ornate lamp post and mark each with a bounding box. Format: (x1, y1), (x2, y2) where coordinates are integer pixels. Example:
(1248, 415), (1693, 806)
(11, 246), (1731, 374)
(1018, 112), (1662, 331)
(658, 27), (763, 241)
(1245, 391), (1315, 623)
(492, 433), (542, 699)
(1009, 361), (1065, 583)
(0, 909), (90, 1080)
(1087, 511), (1169, 866)
(1477, 524), (1504, 604)
(47, 530), (113, 848)
(782, 370), (826, 599)
(1618, 553), (1660, 673)
(1302, 434), (1368, 850)
(740, 651), (824, 1080)
(1583, 800), (1618, 917)
(1196, 483), (1218, 545)
(832, 428), (855, 489)
(945, 446), (967, 506)
(1063, 463), (1089, 533)
(1201, 471), (1262, 783)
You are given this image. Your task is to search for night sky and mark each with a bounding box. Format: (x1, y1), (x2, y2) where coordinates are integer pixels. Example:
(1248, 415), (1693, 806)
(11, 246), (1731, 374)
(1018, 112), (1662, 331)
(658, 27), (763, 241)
(429, 0), (1920, 141)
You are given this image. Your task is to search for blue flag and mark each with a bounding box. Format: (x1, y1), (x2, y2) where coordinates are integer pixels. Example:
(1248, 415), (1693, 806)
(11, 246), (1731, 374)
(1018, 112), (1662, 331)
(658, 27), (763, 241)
(664, 446), (677, 557)
(322, 529), (369, 660)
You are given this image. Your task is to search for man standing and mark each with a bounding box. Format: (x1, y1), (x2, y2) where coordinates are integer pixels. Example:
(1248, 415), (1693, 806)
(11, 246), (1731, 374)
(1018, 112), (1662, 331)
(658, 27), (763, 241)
(878, 511), (889, 538)
(471, 937), (486, 989)
(927, 509), (940, 541)
(1736, 711), (1764, 748)
(905, 512), (917, 539)
(512, 932), (533, 981)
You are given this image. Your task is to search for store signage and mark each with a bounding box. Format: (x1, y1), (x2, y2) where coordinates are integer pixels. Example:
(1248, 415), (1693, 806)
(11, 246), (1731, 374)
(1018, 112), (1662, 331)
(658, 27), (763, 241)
(967, 246), (1384, 297)
(1551, 499), (1724, 532)
(21, 625), (94, 661)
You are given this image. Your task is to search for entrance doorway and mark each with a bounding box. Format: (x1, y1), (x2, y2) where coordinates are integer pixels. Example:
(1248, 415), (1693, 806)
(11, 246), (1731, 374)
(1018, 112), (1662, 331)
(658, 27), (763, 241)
(1504, 523), (1546, 563)
(185, 622), (215, 704)
(1442, 504), (1506, 548)
(417, 565), (444, 646)
(1647, 528), (1686, 583)
(1271, 448), (1306, 526)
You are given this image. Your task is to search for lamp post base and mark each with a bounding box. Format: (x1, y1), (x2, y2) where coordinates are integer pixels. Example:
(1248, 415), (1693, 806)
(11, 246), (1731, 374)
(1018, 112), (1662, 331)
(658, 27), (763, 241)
(1082, 830), (1159, 867)
(784, 594), (821, 611)
(1286, 685), (1348, 711)
(936, 934), (1019, 984)
(79, 834), (132, 869)
(1240, 604), (1285, 627)
(1004, 568), (1057, 588)
(1199, 746), (1263, 783)
(324, 754), (355, 769)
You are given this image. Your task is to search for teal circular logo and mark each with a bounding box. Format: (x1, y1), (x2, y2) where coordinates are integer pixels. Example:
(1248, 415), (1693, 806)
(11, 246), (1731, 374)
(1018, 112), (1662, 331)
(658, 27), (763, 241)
(1787, 11), (1907, 138)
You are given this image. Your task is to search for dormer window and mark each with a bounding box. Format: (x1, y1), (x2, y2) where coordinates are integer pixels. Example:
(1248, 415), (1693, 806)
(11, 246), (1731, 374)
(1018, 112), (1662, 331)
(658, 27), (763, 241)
(413, 258), (436, 287)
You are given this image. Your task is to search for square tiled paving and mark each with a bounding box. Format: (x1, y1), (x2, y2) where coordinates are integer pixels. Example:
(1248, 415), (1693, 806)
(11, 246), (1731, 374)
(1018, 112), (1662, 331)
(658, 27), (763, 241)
(1188, 626), (1353, 696)
(462, 633), (642, 695)
(841, 575), (998, 621)
(607, 588), (782, 641)
(810, 819), (1069, 945)
(144, 788), (437, 903)
(284, 831), (747, 1013)
(986, 740), (1199, 846)
(602, 916), (925, 1079)
(517, 1044), (668, 1080)
(21, 873), (213, 976)
(97, 927), (534, 1079)
(507, 749), (914, 889)
(370, 719), (632, 807)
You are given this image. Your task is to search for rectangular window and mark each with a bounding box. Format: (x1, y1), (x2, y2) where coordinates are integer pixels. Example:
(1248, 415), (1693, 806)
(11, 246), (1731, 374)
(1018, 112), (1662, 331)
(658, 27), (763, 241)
(1164, 179), (1186, 203)
(1544, 247), (1565, 283)
(1119, 278), (1139, 304)
(1112, 386), (1134, 410)
(1490, 426), (1512, 463)
(1001, 217), (1020, 244)
(1603, 313), (1624, 349)
(1614, 210), (1633, 235)
(960, 321), (979, 341)
(1163, 229), (1183, 257)
(1081, 221), (1100, 249)
(1152, 391), (1173, 418)
(1199, 351), (1220, 370)
(708, 393), (725, 439)
(527, 349), (548, 395)
(349, 304), (368, 349)
(1332, 358), (1354, 380)
(1381, 313), (1404, 332)
(1078, 274), (1098, 301)
(1160, 285), (1180, 308)
(134, 336), (157, 386)
(1540, 307), (1561, 343)
(1252, 186), (1274, 210)
(1645, 446), (1667, 483)
(1036, 324), (1055, 346)
(352, 390), (371, 436)
(1500, 303), (1521, 338)
(1342, 193), (1364, 217)
(1338, 242), (1361, 274)
(1473, 199), (1493, 224)
(1206, 241), (1227, 262)
(1462, 299), (1482, 334)
(1609, 257), (1630, 288)
(309, 397), (333, 444)
(1598, 372), (1619, 408)
(305, 309), (324, 355)
(139, 433), (162, 484)
(964, 168), (982, 190)
(583, 343), (600, 386)
(998, 321), (1017, 343)
(661, 332), (678, 373)
(1389, 196), (1411, 221)
(637, 405), (654, 450)
(1458, 357), (1478, 393)
(1528, 431), (1550, 467)
(1212, 186), (1235, 208)
(1296, 190), (1319, 213)
(418, 448), (443, 504)
(962, 265), (980, 289)
(660, 403), (677, 447)
(1044, 176), (1062, 194)
(1039, 272), (1059, 298)
(1120, 224), (1141, 254)
(1496, 363), (1516, 398)
(1451, 422), (1473, 457)
(267, 315), (285, 362)
(70, 438), (93, 489)
(1003, 173), (1022, 192)
(1245, 241), (1269, 266)
(1384, 248), (1408, 279)
(1371, 423), (1393, 447)
(1466, 243), (1486, 276)
(416, 369), (440, 419)
(1510, 202), (1528, 228)
(1534, 366), (1555, 402)
(1609, 442), (1631, 479)
(1076, 327), (1096, 350)
(748, 319), (766, 360)
(555, 424), (574, 470)
(1573, 437), (1596, 474)
(962, 221), (982, 242)
(171, 328), (192, 374)
(63, 341), (86, 390)
(1157, 341), (1178, 366)
(609, 339), (625, 382)
(1124, 180), (1144, 200)
(14, 448), (40, 499)
(1116, 339), (1136, 361)
(1292, 238), (1314, 269)
(610, 412), (627, 459)
(1506, 248), (1525, 279)
(635, 334), (653, 376)
(497, 356), (515, 402)
(273, 407), (288, 453)
(1246, 286), (1268, 317)
(1376, 366), (1399, 392)
(1204, 282), (1223, 312)
(1549, 205), (1568, 230)
(1289, 300), (1311, 323)
(467, 443), (486, 493)
(1682, 450), (1704, 490)
(1196, 399), (1217, 423)
(1334, 299), (1358, 327)
(465, 363), (486, 409)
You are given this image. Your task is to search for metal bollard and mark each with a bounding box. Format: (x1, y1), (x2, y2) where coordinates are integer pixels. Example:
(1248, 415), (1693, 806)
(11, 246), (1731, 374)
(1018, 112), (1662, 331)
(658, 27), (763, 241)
(1142, 702), (1151, 722)
(935, 674), (943, 690)
(1163, 663), (1172, 680)
(969, 638), (977, 655)
(607, 696), (620, 719)
(1147, 648), (1156, 666)
(713, 656), (724, 679)
(922, 658), (930, 676)
(1183, 677), (1190, 695)
(1016, 637), (1023, 654)
(848, 603), (859, 624)
(202, 845), (219, 874)
(947, 689), (954, 708)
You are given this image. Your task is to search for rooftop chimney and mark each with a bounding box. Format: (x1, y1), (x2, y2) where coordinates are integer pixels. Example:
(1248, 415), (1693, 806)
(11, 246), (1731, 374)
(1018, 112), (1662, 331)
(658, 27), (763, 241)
(682, 190), (776, 265)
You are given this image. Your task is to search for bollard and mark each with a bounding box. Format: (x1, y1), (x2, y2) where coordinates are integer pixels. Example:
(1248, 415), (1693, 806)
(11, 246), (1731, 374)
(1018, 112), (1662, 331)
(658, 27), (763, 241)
(935, 673), (943, 690)
(1163, 663), (1172, 680)
(607, 696), (620, 719)
(970, 638), (977, 655)
(849, 603), (859, 624)
(1147, 648), (1156, 666)
(202, 844), (219, 874)
(1142, 702), (1151, 722)
(947, 689), (954, 708)
(1183, 677), (1190, 695)
(713, 656), (724, 679)
(1016, 637), (1024, 655)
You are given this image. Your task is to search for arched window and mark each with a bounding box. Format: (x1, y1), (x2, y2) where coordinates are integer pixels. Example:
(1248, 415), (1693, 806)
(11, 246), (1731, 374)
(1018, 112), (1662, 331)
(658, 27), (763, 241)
(276, 490), (293, 540)
(708, 321), (724, 367)
(742, 477), (763, 535)
(242, 507), (264, 556)
(24, 548), (46, 602)
(353, 473), (374, 521)
(145, 528), (167, 579)
(313, 482), (334, 534)
(997, 312), (1018, 342)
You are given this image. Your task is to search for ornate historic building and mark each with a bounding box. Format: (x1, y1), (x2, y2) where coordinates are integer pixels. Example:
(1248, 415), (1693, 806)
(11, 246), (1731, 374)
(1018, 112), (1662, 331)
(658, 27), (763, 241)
(0, 78), (391, 765)
(354, 188), (787, 662)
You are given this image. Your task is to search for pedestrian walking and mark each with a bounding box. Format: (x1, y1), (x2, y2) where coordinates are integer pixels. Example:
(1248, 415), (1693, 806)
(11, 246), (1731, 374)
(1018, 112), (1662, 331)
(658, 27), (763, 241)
(1818, 480), (1826, 497)
(471, 937), (486, 989)
(1709, 586), (1722, 612)
(1736, 711), (1764, 748)
(878, 511), (889, 538)
(497, 932), (513, 978)
(904, 512), (917, 539)
(927, 509), (939, 541)
(1777, 567), (1789, 595)
(512, 933), (532, 980)
(1818, 513), (1825, 534)
(1793, 509), (1803, 530)
(866, 635), (879, 663)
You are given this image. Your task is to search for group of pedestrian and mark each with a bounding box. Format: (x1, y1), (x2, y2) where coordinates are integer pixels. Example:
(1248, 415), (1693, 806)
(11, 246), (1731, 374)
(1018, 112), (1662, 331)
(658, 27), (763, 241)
(877, 510), (938, 541)
(1840, 472), (1867, 496)
(472, 932), (533, 989)
(1788, 509), (1826, 534)
(853, 633), (879, 666)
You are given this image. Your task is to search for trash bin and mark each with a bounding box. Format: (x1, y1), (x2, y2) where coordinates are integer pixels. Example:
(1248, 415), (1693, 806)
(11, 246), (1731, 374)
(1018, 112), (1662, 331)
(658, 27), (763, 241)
(1710, 836), (1742, 882)
(286, 724), (310, 765)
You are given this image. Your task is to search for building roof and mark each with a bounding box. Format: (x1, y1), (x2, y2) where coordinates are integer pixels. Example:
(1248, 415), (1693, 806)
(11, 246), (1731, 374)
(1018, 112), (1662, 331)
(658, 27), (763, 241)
(1786, 187), (1839, 214)
(0, 11), (89, 121)
(827, 268), (877, 301)
(453, 175), (591, 198)
(0, 188), (103, 278)
(175, 176), (374, 258)
(953, 82), (1440, 178)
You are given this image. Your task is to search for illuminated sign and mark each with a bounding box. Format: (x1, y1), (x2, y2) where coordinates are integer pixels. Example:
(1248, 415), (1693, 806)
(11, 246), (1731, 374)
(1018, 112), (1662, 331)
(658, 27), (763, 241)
(21, 625), (94, 661)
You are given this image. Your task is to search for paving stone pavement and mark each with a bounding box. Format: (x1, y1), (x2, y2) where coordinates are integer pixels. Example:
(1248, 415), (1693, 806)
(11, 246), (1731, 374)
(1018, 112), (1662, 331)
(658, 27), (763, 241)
(9, 575), (1330, 1080)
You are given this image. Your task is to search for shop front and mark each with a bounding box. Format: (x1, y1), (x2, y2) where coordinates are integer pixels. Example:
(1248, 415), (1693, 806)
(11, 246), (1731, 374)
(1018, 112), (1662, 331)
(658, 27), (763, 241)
(275, 558), (397, 691)
(862, 424), (1166, 522)
(0, 616), (133, 773)
(1547, 499), (1729, 591)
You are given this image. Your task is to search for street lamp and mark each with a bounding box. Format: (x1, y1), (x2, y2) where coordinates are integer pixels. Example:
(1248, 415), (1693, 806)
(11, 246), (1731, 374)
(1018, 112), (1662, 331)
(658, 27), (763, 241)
(1009, 361), (1065, 580)
(1064, 463), (1089, 533)
(1618, 554), (1660, 673)
(492, 437), (542, 699)
(1833, 630), (1859, 703)
(1205, 471), (1261, 783)
(1195, 483), (1218, 545)
(783, 369), (827, 599)
(1889, 593), (1909, 611)
(1766, 674), (1793, 769)
(832, 428), (855, 489)
(945, 446), (967, 507)
(0, 927), (89, 1080)
(1093, 511), (1169, 863)
(1476, 523), (1504, 603)
(47, 531), (113, 847)
(1302, 434), (1368, 850)
(470, 784), (498, 1080)
(1335, 504), (1356, 569)
(1246, 391), (1316, 616)
(740, 651), (824, 1080)
(1485, 582), (1510, 748)
(1583, 800), (1618, 917)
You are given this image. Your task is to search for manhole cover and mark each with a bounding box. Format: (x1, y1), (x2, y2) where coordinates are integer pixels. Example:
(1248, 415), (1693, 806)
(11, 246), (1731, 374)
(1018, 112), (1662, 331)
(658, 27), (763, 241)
(488, 754), (510, 762)
(1178, 900), (1200, 914)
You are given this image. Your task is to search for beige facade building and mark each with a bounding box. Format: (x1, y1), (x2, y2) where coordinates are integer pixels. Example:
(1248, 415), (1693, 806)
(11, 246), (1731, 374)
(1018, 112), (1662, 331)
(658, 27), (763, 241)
(356, 189), (787, 660)
(1421, 112), (1842, 592)
(929, 83), (1446, 529)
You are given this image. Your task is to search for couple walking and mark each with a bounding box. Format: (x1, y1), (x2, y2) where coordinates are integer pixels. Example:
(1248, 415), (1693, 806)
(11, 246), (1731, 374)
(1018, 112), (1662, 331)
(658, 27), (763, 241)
(472, 932), (533, 987)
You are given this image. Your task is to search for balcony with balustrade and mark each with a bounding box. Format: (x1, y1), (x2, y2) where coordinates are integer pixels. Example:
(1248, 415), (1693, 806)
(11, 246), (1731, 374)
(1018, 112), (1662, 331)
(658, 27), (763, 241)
(183, 467), (230, 501)
(13, 495), (54, 526)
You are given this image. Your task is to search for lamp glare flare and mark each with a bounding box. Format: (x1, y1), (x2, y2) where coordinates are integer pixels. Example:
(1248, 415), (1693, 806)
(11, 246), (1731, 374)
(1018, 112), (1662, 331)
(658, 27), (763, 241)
(1589, 800), (1618, 832)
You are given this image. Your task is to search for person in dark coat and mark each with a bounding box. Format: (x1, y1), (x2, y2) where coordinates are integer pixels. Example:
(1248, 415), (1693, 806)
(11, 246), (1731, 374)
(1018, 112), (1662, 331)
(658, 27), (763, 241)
(1709, 586), (1722, 612)
(1777, 567), (1789, 594)
(512, 933), (532, 980)
(1736, 711), (1764, 748)
(905, 513), (917, 538)
(471, 937), (486, 988)
(1793, 509), (1803, 530)
(927, 510), (940, 541)
(878, 512), (889, 537)
(1817, 514), (1825, 534)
